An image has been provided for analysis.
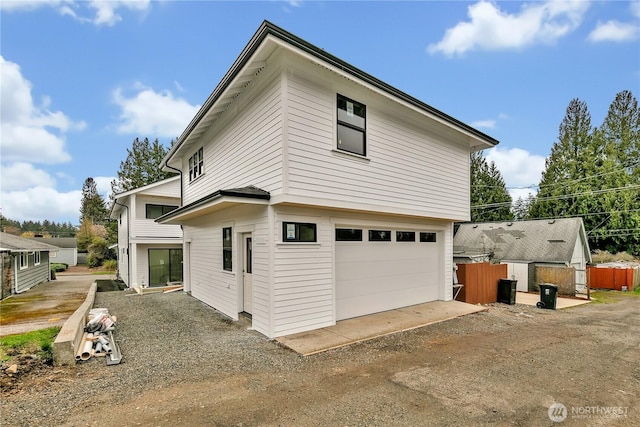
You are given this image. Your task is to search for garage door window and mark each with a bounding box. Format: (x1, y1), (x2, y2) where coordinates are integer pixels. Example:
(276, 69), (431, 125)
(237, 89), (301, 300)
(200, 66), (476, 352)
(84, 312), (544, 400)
(420, 232), (437, 242)
(283, 222), (317, 242)
(336, 228), (363, 241)
(369, 230), (391, 241)
(396, 231), (416, 242)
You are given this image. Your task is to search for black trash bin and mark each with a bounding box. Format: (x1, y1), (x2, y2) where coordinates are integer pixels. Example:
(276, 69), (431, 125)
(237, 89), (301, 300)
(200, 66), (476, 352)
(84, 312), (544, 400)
(497, 279), (517, 305)
(538, 283), (558, 310)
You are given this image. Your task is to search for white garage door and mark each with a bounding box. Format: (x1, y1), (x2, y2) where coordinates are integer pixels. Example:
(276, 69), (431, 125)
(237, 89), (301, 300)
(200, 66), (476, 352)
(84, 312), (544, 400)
(335, 229), (441, 321)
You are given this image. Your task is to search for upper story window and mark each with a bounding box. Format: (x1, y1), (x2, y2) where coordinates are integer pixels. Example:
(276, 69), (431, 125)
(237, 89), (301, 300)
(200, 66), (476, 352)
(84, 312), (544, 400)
(189, 147), (204, 182)
(146, 204), (178, 219)
(337, 94), (366, 156)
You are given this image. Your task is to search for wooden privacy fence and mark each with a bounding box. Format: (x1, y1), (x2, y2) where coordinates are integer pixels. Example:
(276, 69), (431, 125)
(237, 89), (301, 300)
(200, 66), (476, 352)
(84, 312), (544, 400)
(535, 265), (575, 296)
(455, 262), (507, 304)
(587, 266), (638, 291)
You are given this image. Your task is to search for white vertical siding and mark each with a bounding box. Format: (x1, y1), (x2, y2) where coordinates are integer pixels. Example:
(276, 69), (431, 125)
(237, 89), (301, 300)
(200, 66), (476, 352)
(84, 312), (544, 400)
(183, 72), (284, 206)
(284, 59), (471, 221)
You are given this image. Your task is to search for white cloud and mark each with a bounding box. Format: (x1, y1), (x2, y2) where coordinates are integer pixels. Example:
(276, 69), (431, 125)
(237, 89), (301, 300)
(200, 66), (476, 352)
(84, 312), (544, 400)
(428, 0), (590, 57)
(112, 83), (200, 138)
(588, 20), (639, 42)
(471, 119), (497, 129)
(1, 187), (82, 223)
(484, 146), (546, 200)
(0, 55), (84, 164)
(93, 176), (116, 199)
(0, 0), (151, 27)
(0, 162), (55, 191)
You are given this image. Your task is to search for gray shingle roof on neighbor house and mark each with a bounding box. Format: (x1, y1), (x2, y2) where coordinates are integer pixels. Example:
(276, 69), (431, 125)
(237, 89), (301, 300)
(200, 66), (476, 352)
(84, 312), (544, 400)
(0, 232), (60, 252)
(29, 237), (77, 249)
(454, 218), (591, 264)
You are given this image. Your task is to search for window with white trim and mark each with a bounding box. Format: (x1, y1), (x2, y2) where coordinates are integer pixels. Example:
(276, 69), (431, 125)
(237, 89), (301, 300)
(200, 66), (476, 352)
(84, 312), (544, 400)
(189, 147), (204, 182)
(337, 94), (366, 156)
(34, 251), (41, 265)
(19, 252), (28, 269)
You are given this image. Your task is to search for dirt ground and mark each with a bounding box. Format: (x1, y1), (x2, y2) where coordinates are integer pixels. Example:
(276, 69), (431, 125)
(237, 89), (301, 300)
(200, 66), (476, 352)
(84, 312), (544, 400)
(2, 292), (639, 426)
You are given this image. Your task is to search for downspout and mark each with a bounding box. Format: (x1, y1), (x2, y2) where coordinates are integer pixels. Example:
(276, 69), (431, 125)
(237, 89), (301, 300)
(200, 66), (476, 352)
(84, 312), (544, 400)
(113, 199), (130, 287)
(162, 163), (185, 286)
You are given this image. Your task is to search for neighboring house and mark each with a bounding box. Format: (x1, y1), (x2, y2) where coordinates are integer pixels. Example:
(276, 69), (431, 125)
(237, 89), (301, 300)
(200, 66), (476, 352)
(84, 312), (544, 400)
(156, 21), (498, 339)
(453, 218), (592, 292)
(0, 232), (59, 296)
(110, 176), (183, 287)
(29, 237), (78, 266)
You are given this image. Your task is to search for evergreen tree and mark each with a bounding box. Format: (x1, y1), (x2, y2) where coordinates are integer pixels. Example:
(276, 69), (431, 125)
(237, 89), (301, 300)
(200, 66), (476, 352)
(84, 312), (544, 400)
(80, 177), (109, 224)
(592, 90), (640, 253)
(470, 151), (513, 222)
(529, 98), (595, 220)
(110, 137), (176, 198)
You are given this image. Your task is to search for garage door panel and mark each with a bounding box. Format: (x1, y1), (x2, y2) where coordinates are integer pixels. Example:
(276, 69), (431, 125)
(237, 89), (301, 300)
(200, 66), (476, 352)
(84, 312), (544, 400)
(336, 235), (441, 321)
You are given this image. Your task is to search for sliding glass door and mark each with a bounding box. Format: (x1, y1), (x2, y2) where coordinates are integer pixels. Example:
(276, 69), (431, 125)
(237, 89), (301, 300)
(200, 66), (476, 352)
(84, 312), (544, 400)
(149, 248), (183, 286)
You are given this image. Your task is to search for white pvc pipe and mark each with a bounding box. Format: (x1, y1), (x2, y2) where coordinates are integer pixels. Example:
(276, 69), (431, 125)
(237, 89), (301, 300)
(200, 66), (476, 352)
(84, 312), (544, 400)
(79, 333), (94, 361)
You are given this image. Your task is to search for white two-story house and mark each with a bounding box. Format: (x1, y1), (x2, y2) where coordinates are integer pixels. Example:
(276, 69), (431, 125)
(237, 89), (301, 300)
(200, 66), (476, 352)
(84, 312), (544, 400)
(157, 21), (498, 339)
(110, 176), (183, 287)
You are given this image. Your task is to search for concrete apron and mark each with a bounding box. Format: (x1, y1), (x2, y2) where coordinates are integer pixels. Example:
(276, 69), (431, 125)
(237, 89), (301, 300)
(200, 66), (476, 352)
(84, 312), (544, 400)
(277, 301), (487, 356)
(515, 291), (591, 309)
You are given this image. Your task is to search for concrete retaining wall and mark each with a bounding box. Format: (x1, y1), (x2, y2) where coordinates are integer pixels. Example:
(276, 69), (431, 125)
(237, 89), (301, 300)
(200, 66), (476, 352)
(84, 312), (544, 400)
(52, 282), (96, 366)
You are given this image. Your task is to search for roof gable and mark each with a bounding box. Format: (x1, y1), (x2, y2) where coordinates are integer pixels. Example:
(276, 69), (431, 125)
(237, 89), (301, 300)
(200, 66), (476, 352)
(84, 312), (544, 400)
(454, 218), (590, 264)
(162, 20), (498, 170)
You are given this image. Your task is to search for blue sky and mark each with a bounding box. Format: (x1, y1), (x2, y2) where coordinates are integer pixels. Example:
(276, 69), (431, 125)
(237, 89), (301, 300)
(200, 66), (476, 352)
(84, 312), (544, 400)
(1, 0), (639, 225)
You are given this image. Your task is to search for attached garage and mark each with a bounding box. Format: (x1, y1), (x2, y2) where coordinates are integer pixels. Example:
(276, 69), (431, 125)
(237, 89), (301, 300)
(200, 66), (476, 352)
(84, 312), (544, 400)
(335, 228), (442, 320)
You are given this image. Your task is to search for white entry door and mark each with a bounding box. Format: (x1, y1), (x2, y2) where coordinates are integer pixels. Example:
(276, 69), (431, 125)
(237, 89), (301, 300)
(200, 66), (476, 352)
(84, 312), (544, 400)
(242, 235), (253, 314)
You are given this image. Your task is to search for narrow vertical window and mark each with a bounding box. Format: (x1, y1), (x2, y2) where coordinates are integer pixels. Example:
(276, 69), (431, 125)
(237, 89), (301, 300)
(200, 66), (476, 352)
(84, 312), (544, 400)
(223, 227), (233, 271)
(34, 251), (41, 265)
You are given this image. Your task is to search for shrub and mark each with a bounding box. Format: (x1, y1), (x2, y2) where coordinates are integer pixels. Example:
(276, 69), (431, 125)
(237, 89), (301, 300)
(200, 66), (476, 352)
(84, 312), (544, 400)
(50, 263), (68, 272)
(86, 253), (101, 268)
(101, 259), (117, 272)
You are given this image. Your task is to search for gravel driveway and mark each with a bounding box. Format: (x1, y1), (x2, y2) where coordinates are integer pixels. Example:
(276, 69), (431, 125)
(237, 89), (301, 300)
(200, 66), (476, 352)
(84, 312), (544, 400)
(2, 290), (639, 426)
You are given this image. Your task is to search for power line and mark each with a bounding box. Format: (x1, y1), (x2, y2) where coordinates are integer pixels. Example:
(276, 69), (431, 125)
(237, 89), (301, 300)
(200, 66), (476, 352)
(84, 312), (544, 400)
(471, 184), (640, 209)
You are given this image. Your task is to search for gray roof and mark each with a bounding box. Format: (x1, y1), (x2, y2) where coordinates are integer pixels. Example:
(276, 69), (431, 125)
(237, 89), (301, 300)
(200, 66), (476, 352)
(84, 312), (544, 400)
(157, 186), (270, 223)
(453, 218), (591, 264)
(28, 237), (77, 248)
(0, 232), (60, 252)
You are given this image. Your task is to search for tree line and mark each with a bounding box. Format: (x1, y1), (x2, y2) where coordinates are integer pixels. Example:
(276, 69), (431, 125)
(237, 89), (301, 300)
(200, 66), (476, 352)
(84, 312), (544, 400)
(471, 89), (639, 255)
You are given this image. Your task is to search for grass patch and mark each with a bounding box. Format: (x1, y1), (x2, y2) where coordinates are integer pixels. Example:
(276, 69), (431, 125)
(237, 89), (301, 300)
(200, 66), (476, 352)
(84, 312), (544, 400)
(0, 327), (60, 363)
(590, 289), (640, 304)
